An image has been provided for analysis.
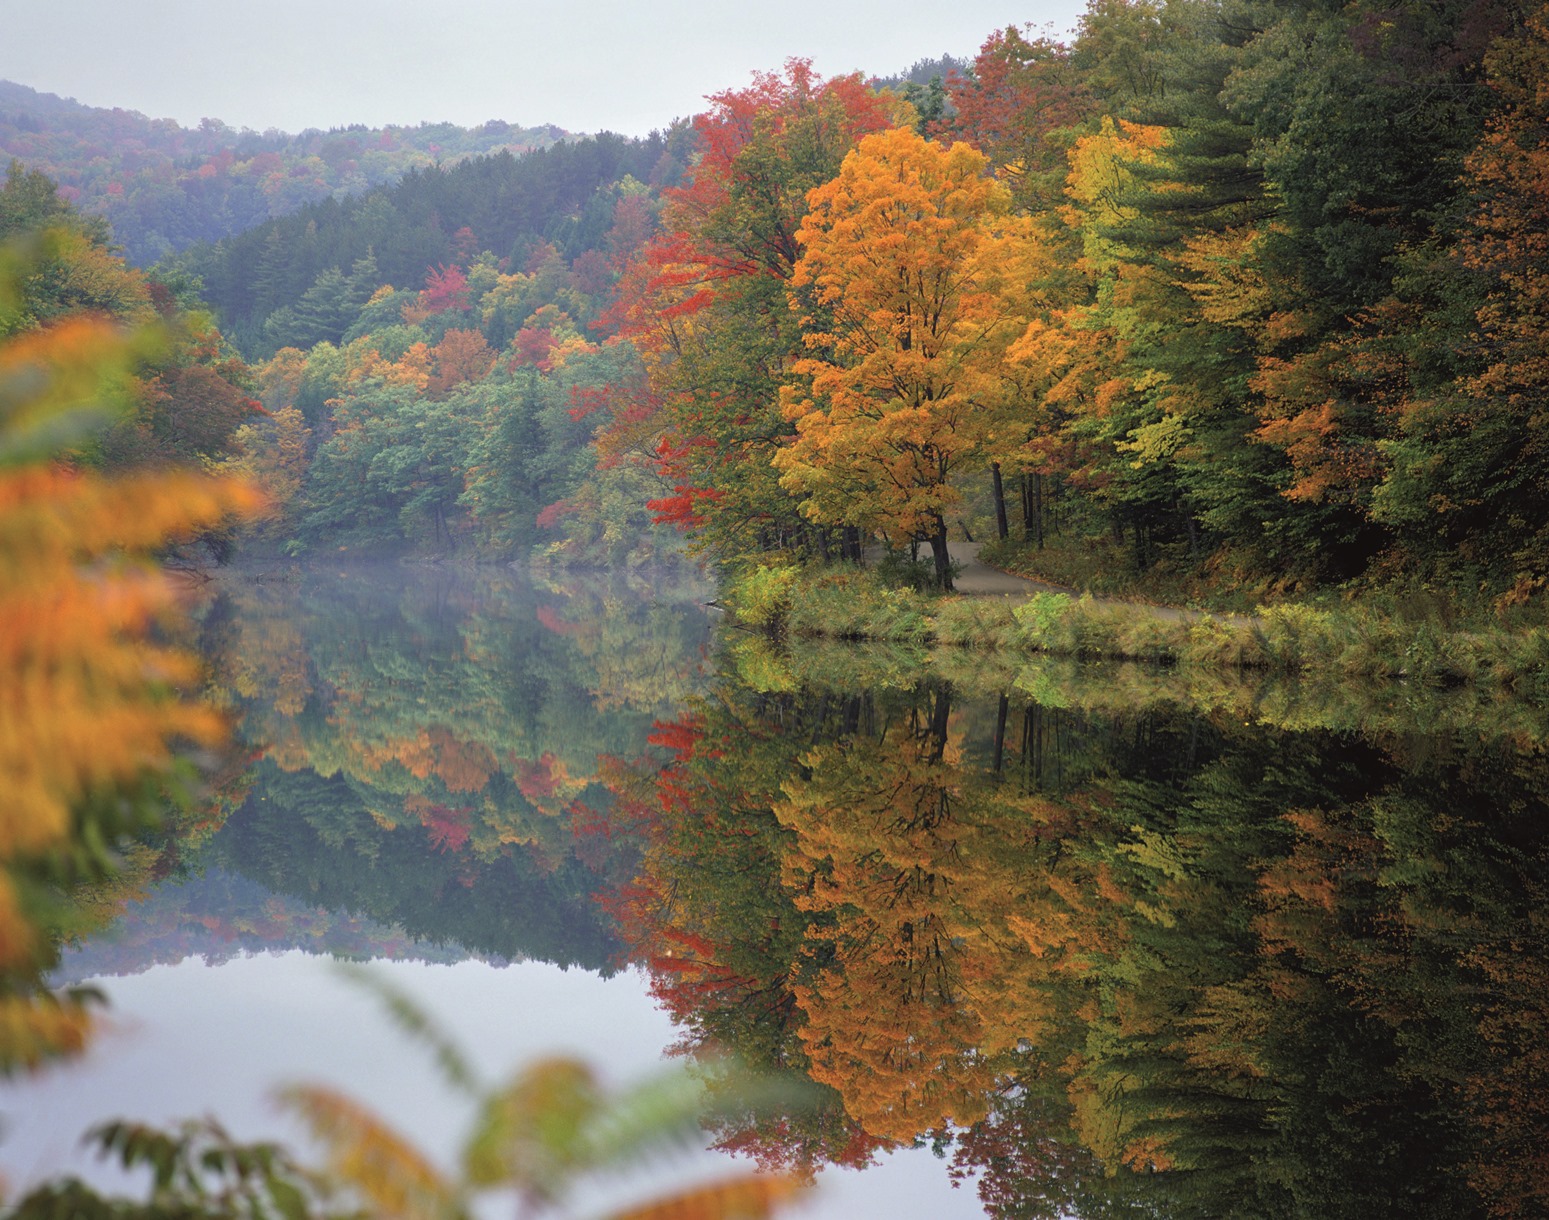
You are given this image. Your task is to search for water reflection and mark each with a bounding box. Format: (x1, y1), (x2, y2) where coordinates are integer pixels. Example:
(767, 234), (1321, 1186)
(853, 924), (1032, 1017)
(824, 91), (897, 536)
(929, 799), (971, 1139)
(604, 655), (1549, 1218)
(22, 568), (1549, 1217)
(191, 564), (716, 974)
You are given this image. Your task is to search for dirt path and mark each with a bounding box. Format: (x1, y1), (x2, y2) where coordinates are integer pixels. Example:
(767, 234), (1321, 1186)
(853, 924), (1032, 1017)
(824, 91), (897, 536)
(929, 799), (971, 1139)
(948, 540), (1251, 625)
(946, 540), (1069, 597)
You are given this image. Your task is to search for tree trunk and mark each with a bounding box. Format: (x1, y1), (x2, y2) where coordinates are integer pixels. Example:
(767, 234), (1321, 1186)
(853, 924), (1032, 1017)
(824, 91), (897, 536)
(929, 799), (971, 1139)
(928, 515), (953, 591)
(927, 686), (953, 762)
(1033, 473), (1044, 550)
(991, 462), (1008, 540)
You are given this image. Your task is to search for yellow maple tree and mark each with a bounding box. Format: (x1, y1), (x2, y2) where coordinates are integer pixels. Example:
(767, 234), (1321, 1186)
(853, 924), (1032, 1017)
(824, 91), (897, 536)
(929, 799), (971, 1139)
(774, 127), (1046, 588)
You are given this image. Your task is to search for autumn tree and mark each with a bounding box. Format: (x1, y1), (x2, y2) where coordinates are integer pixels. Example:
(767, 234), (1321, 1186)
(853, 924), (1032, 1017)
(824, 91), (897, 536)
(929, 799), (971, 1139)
(945, 26), (1092, 214)
(0, 237), (262, 1074)
(604, 61), (899, 561)
(775, 129), (1044, 588)
(218, 403), (311, 541)
(428, 327), (495, 397)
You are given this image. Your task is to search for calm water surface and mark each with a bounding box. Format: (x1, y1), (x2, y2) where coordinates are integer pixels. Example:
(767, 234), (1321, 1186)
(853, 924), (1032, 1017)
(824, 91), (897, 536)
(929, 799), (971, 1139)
(4, 566), (1546, 1218)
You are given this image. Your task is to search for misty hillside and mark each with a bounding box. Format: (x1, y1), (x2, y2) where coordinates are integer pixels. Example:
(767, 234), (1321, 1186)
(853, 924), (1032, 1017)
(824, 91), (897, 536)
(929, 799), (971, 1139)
(0, 79), (567, 264)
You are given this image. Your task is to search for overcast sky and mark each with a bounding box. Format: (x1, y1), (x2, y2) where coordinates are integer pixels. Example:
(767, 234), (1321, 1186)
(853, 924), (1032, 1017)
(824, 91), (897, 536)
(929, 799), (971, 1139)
(2, 0), (1088, 137)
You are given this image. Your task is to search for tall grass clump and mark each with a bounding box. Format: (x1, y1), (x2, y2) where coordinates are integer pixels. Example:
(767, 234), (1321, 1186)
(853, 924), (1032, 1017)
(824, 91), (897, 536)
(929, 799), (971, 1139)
(1008, 592), (1077, 652)
(723, 561), (799, 633)
(782, 570), (935, 642)
(1251, 603), (1336, 673)
(931, 597), (1021, 649)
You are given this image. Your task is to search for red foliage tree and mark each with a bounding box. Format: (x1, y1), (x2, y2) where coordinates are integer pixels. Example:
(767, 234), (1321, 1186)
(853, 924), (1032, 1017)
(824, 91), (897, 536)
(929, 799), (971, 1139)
(419, 263), (470, 315)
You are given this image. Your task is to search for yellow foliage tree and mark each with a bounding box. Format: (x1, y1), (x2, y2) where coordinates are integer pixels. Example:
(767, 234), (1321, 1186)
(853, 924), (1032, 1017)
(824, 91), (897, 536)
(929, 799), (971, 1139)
(775, 128), (1046, 587)
(218, 403), (311, 539)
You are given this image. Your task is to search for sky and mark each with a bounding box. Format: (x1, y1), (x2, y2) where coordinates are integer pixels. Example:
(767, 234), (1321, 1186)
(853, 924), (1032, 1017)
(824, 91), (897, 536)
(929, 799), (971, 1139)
(1, 0), (1088, 137)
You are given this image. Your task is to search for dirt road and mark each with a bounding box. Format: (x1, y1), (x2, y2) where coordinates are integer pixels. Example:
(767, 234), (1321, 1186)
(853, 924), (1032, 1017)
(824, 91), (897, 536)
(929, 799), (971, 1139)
(947, 540), (1251, 625)
(946, 540), (1069, 597)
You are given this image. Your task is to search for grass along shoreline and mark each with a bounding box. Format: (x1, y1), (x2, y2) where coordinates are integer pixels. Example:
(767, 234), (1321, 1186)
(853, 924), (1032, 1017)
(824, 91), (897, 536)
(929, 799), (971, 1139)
(724, 564), (1549, 696)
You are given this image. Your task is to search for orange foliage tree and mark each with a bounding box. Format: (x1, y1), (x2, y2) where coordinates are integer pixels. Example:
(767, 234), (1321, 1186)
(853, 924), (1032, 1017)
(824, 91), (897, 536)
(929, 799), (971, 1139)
(601, 61), (899, 559)
(0, 237), (262, 1073)
(775, 128), (1045, 587)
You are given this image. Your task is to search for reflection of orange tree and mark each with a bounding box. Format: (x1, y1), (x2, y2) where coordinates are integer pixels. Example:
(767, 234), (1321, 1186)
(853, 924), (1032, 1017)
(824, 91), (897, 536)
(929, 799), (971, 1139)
(602, 682), (1118, 1167)
(600, 696), (892, 1175)
(774, 687), (1093, 1143)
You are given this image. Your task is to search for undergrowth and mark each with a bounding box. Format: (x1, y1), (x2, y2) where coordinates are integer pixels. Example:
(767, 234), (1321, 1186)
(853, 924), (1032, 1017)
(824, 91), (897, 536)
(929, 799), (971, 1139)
(722, 563), (1549, 695)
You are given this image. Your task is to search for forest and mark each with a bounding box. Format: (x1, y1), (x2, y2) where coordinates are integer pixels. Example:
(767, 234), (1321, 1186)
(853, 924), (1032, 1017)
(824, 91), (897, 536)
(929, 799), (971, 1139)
(4, 1), (1549, 1215)
(5, 0), (1547, 610)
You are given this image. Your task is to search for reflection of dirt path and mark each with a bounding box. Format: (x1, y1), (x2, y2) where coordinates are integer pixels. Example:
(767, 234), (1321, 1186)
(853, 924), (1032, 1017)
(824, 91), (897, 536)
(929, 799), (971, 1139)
(948, 540), (1250, 625)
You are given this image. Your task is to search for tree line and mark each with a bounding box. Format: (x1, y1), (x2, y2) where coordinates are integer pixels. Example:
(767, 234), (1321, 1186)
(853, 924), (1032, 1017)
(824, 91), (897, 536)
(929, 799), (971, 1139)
(590, 0), (1549, 599)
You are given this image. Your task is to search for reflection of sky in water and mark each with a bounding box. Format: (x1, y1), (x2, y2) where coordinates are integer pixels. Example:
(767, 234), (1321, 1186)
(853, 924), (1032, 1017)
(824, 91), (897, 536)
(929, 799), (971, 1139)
(0, 954), (985, 1217)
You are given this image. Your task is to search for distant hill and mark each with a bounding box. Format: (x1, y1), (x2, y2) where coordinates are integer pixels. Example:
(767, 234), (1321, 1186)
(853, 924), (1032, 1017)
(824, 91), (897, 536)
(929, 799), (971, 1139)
(174, 127), (686, 355)
(0, 79), (568, 265)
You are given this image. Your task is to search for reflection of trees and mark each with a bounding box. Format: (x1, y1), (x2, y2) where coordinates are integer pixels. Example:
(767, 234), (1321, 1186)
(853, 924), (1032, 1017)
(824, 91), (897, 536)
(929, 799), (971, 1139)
(181, 567), (714, 971)
(602, 691), (894, 1174)
(606, 649), (1549, 1218)
(777, 687), (1078, 1142)
(604, 679), (1111, 1167)
(215, 764), (618, 968)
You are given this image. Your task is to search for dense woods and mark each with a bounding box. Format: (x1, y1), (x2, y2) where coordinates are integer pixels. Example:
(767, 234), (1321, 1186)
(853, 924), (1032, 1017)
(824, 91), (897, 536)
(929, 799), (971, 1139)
(592, 0), (1548, 601)
(8, 0), (1546, 603)
(5, 2), (1549, 1216)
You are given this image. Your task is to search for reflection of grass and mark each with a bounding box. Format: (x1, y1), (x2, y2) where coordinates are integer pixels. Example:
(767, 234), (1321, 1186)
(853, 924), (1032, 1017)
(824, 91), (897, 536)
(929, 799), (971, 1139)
(727, 566), (1549, 701)
(750, 637), (1549, 748)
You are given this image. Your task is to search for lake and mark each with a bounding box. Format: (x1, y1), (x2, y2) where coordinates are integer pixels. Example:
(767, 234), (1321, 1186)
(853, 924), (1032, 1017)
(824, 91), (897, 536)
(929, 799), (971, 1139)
(4, 565), (1546, 1218)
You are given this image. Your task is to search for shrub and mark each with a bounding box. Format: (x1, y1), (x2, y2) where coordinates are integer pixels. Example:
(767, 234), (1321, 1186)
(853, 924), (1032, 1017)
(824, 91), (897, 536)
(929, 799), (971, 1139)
(725, 563), (799, 632)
